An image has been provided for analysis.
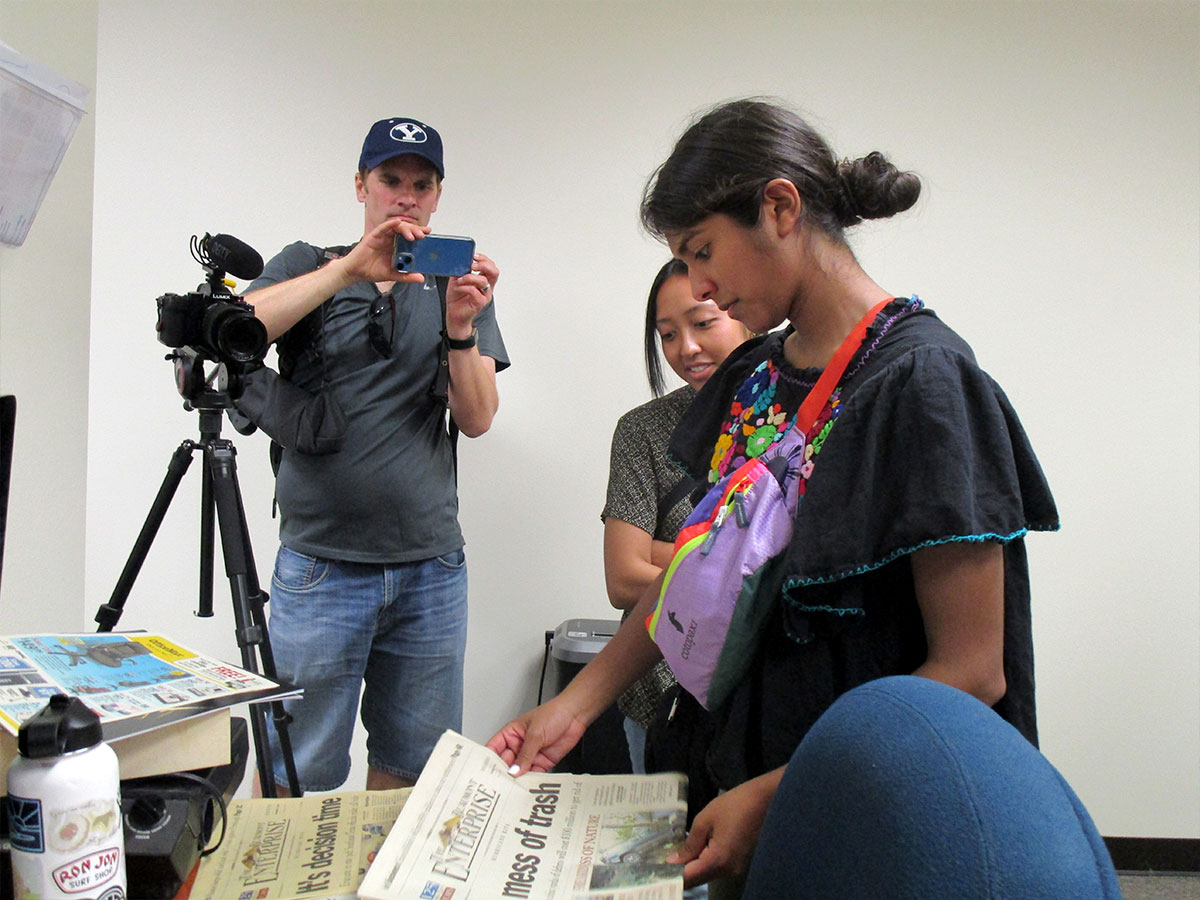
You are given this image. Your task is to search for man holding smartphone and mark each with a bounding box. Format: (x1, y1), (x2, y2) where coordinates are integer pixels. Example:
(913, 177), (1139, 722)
(243, 117), (509, 794)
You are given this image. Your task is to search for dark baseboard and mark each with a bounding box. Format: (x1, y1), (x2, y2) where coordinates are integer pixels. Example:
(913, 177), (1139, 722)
(1104, 837), (1200, 873)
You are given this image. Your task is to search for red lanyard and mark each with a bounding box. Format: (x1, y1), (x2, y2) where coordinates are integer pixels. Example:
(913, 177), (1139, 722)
(794, 298), (892, 435)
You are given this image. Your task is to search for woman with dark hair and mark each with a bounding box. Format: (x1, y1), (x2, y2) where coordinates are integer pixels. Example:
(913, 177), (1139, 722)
(490, 99), (1062, 896)
(601, 259), (748, 779)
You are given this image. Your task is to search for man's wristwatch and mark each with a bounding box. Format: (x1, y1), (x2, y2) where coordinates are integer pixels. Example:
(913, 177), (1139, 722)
(446, 329), (477, 350)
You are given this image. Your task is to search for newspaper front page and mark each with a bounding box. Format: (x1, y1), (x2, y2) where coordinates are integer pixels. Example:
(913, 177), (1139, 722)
(359, 731), (686, 900)
(0, 633), (286, 733)
(187, 789), (410, 900)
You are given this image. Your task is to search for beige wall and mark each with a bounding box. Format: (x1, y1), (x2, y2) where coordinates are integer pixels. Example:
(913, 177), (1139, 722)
(0, 1), (97, 632)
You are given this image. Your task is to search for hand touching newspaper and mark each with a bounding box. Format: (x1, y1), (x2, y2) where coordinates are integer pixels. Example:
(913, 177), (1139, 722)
(358, 730), (686, 900)
(485, 693), (588, 776)
(487, 590), (665, 777)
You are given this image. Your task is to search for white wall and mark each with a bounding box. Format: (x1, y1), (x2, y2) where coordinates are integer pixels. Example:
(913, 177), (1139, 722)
(2, 0), (1196, 839)
(0, 0), (96, 632)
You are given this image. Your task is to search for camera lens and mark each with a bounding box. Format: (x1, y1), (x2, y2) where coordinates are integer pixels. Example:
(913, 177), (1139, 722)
(202, 302), (268, 365)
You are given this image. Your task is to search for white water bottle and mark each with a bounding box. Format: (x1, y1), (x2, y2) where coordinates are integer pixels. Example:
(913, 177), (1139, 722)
(6, 694), (126, 900)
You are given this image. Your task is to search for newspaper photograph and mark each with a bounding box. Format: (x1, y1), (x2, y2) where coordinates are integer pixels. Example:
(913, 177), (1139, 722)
(0, 632), (288, 735)
(359, 731), (686, 900)
(186, 788), (410, 900)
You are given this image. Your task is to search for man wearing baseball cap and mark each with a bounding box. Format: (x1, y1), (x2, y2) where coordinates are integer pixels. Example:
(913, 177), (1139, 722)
(243, 117), (509, 794)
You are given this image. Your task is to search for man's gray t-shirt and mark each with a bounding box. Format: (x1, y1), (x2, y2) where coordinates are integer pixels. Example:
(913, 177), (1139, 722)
(247, 241), (509, 564)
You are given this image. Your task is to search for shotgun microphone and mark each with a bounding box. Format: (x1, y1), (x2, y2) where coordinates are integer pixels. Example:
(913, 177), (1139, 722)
(200, 233), (264, 280)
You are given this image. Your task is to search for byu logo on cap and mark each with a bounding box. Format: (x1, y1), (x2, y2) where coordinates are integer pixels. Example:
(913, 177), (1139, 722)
(391, 121), (428, 144)
(360, 116), (444, 176)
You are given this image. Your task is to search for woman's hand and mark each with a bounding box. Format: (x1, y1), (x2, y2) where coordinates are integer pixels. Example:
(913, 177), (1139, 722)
(670, 769), (783, 888)
(489, 598), (666, 774)
(486, 696), (588, 776)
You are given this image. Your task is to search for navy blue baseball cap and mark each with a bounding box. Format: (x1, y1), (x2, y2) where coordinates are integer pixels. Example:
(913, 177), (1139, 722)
(358, 117), (445, 178)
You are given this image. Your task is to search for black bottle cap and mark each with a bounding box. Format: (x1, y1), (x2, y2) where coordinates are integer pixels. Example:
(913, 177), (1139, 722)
(17, 694), (104, 759)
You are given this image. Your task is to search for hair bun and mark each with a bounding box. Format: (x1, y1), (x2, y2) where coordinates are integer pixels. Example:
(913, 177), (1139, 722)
(836, 152), (921, 225)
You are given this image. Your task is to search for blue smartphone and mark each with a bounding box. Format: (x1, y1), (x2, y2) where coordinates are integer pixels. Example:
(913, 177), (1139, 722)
(392, 233), (475, 276)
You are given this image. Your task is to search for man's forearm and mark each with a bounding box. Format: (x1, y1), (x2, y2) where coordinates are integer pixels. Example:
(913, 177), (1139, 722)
(247, 257), (357, 342)
(446, 348), (498, 437)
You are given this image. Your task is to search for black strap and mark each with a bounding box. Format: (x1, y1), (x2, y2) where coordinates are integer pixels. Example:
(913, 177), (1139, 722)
(268, 245), (349, 513)
(432, 275), (452, 401)
(656, 476), (696, 534)
(274, 245), (351, 383)
(432, 275), (459, 481)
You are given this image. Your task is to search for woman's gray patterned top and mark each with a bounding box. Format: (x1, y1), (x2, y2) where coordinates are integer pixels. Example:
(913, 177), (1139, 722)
(602, 385), (696, 727)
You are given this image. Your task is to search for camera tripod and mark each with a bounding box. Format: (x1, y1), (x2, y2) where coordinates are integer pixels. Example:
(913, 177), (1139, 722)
(94, 391), (300, 798)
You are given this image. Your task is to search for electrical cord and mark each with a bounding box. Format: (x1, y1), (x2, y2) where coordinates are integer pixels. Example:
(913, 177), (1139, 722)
(151, 770), (229, 857)
(537, 629), (553, 705)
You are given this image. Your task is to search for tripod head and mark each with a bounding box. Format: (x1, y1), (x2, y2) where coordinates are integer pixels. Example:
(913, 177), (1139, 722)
(168, 346), (247, 412)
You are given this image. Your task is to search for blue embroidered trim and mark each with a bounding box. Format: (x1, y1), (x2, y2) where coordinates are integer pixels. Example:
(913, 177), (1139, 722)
(785, 525), (1059, 589)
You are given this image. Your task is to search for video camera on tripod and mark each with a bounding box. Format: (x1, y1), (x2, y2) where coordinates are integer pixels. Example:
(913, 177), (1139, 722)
(155, 233), (268, 405)
(92, 230), (301, 802)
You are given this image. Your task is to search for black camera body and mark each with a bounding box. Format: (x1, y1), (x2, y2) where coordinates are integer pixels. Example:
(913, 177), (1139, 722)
(156, 233), (269, 408)
(156, 281), (266, 370)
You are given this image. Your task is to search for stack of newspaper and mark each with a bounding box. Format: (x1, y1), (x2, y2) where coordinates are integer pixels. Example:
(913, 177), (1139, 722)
(358, 730), (687, 900)
(0, 632), (295, 784)
(187, 789), (411, 900)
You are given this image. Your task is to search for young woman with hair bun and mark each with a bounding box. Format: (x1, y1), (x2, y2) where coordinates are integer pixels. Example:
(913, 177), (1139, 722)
(490, 99), (1060, 897)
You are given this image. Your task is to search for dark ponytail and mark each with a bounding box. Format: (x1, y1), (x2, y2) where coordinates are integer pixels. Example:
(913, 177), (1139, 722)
(642, 98), (920, 242)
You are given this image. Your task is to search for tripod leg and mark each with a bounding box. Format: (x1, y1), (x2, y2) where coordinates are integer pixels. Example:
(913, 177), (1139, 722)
(224, 448), (302, 796)
(198, 460), (215, 618)
(205, 439), (302, 797)
(226, 464), (304, 796)
(96, 440), (197, 632)
(249, 610), (303, 797)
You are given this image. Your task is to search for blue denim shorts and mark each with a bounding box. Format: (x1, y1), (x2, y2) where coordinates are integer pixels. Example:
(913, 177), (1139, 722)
(264, 545), (468, 791)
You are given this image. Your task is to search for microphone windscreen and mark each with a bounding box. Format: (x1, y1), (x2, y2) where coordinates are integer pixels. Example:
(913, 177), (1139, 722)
(205, 233), (264, 280)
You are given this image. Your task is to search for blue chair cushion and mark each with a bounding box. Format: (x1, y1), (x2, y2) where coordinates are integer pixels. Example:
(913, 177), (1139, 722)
(743, 676), (1121, 899)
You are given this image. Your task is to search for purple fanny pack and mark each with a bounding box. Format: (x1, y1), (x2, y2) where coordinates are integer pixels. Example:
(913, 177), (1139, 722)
(647, 427), (806, 710)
